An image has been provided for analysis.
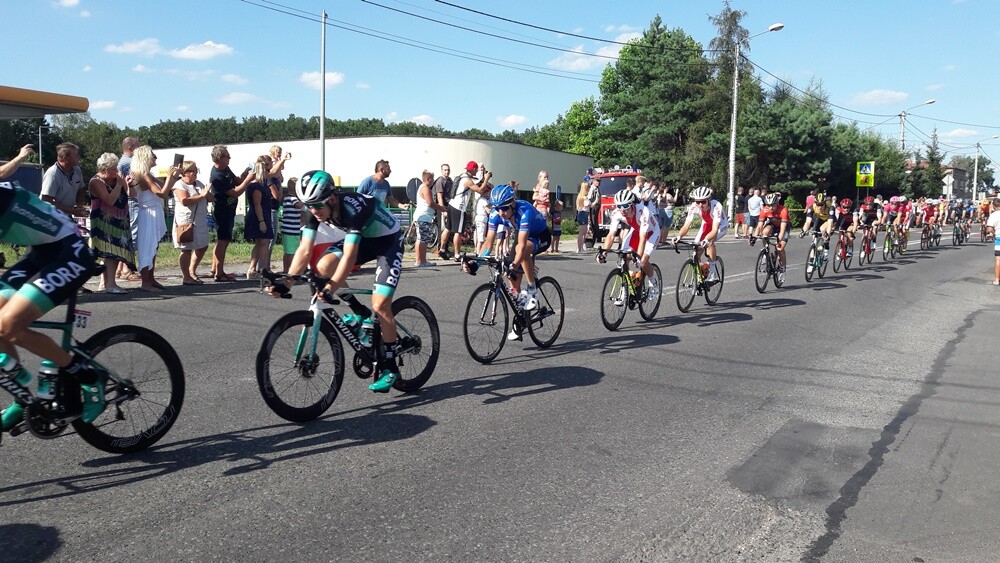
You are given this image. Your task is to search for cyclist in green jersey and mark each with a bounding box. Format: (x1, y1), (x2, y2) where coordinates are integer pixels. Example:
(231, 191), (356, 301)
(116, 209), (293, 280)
(0, 145), (106, 424)
(268, 170), (405, 393)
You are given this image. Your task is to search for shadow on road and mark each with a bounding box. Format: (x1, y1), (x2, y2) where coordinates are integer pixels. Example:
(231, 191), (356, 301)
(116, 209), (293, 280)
(0, 523), (61, 560)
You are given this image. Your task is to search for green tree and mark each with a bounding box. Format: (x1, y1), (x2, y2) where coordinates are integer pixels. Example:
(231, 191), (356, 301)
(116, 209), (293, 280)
(920, 130), (945, 198)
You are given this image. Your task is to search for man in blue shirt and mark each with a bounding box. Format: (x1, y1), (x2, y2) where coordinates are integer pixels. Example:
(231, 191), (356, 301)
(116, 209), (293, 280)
(357, 159), (405, 209)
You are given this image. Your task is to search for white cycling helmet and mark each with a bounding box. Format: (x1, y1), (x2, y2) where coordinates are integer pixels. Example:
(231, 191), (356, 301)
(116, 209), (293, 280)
(691, 186), (713, 201)
(297, 170), (336, 206)
(613, 188), (637, 207)
(763, 192), (781, 206)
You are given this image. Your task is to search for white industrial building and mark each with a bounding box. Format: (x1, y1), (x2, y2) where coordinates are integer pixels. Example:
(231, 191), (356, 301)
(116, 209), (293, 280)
(158, 136), (594, 221)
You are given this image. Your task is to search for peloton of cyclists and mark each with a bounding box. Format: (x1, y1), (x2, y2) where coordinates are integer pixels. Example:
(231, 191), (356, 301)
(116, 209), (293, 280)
(672, 186), (728, 283)
(597, 188), (661, 302)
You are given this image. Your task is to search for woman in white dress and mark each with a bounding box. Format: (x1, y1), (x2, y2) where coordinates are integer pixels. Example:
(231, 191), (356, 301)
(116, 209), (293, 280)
(168, 160), (213, 284)
(130, 146), (168, 292)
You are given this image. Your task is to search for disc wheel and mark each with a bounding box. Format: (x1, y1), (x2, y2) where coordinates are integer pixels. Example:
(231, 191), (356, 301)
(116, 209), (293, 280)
(527, 276), (564, 348)
(600, 270), (628, 331)
(638, 264), (663, 321)
(704, 257), (725, 305)
(74, 325), (186, 452)
(391, 296), (440, 392)
(463, 283), (509, 364)
(675, 260), (698, 313)
(754, 249), (770, 293)
(256, 311), (344, 423)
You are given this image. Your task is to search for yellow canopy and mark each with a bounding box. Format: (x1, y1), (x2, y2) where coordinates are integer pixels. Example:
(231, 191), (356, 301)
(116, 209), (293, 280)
(0, 85), (89, 119)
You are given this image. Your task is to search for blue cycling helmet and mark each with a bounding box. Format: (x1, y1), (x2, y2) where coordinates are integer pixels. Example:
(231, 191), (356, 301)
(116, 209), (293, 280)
(490, 184), (516, 207)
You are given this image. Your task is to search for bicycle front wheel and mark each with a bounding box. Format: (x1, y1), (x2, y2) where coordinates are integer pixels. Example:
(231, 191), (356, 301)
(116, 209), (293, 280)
(805, 246), (816, 282)
(675, 260), (698, 313)
(256, 310), (344, 423)
(952, 227), (958, 246)
(73, 325), (185, 453)
(754, 249), (770, 293)
(528, 276), (564, 348)
(844, 238), (853, 269)
(638, 264), (663, 321)
(882, 236), (891, 261)
(463, 282), (509, 364)
(704, 257), (724, 305)
(833, 239), (844, 273)
(600, 270), (628, 331)
(391, 296), (439, 392)
(818, 246), (829, 278)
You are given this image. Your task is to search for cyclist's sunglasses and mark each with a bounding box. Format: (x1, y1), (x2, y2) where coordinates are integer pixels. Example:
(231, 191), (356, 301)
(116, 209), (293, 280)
(694, 199), (709, 205)
(495, 204), (513, 212)
(616, 202), (634, 209)
(307, 201), (328, 210)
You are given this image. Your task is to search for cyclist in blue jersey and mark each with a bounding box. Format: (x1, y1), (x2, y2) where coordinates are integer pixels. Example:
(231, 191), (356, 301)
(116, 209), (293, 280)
(476, 184), (551, 341)
(0, 145), (105, 424)
(269, 170), (405, 393)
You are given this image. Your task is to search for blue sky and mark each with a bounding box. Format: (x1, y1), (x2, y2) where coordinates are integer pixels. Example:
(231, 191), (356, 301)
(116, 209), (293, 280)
(6, 0), (1000, 167)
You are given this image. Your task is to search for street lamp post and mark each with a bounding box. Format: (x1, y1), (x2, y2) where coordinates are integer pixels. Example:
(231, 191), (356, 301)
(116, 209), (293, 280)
(972, 135), (998, 201)
(37, 126), (50, 168)
(898, 99), (935, 152)
(727, 22), (783, 222)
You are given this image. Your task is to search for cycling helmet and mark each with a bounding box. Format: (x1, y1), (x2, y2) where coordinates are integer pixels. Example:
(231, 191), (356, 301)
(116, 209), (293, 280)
(614, 188), (637, 207)
(899, 195), (908, 202)
(889, 196), (899, 204)
(690, 186), (713, 201)
(815, 192), (826, 204)
(839, 198), (853, 209)
(864, 196), (875, 204)
(763, 192), (781, 206)
(297, 170), (336, 205)
(489, 184), (516, 207)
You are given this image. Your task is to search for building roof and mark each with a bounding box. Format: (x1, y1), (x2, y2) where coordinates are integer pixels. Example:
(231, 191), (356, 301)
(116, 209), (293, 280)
(0, 85), (89, 119)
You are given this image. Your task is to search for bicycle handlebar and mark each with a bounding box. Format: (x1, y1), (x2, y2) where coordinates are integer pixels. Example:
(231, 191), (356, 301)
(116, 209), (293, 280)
(260, 270), (334, 302)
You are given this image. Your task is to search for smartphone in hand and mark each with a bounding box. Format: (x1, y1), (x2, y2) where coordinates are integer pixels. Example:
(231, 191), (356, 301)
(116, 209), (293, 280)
(173, 153), (184, 167)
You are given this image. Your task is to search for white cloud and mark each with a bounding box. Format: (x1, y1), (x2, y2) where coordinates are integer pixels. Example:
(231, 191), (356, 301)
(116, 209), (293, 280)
(548, 32), (638, 71)
(80, 10), (90, 17)
(356, 82), (371, 90)
(927, 84), (943, 91)
(851, 89), (908, 106)
(91, 100), (116, 110)
(384, 111), (399, 122)
(498, 114), (527, 128)
(604, 24), (639, 34)
(407, 115), (435, 125)
(299, 71), (345, 91)
(940, 128), (979, 139)
(176, 105), (190, 112)
(217, 92), (290, 109)
(169, 40), (234, 60)
(82, 65), (91, 72)
(132, 64), (152, 73)
(57, 0), (79, 6)
(943, 64), (957, 72)
(105, 38), (162, 57)
(221, 73), (247, 85)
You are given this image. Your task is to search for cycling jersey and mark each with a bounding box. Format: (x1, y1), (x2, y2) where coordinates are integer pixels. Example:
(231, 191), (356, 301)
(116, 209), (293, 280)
(303, 192), (402, 295)
(487, 200), (551, 254)
(0, 182), (94, 312)
(859, 202), (882, 226)
(607, 202), (659, 254)
(759, 204), (789, 241)
(805, 203), (831, 222)
(920, 205), (936, 223)
(686, 199), (728, 244)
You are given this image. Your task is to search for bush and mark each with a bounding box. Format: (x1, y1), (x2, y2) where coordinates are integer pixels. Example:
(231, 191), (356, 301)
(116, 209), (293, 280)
(560, 217), (579, 235)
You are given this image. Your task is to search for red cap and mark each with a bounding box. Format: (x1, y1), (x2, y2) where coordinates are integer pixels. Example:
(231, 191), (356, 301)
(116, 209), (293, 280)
(466, 161), (478, 172)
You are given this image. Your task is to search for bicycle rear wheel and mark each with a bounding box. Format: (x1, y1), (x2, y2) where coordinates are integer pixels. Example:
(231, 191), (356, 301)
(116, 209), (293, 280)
(463, 282), (509, 364)
(866, 237), (875, 263)
(391, 296), (439, 392)
(754, 249), (770, 293)
(818, 245), (828, 278)
(675, 260), (698, 313)
(73, 325), (185, 453)
(704, 257), (724, 305)
(844, 238), (853, 269)
(528, 276), (564, 348)
(882, 235), (891, 261)
(952, 227), (958, 246)
(256, 311), (344, 423)
(600, 270), (628, 331)
(920, 228), (929, 250)
(638, 264), (663, 321)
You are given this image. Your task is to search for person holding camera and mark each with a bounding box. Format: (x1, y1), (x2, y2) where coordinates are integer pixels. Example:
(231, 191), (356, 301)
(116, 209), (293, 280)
(448, 161), (491, 256)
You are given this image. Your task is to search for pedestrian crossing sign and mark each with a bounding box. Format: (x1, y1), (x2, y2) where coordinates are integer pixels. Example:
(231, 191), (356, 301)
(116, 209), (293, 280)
(856, 161), (875, 187)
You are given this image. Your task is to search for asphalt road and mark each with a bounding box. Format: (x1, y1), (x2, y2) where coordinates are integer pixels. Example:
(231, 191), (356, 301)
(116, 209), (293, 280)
(3, 230), (999, 562)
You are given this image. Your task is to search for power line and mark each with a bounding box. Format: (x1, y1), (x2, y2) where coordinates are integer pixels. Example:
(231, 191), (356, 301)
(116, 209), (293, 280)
(907, 112), (1000, 131)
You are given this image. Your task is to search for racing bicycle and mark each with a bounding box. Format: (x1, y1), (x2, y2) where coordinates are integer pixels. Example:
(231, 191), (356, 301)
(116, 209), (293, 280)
(803, 230), (829, 282)
(952, 220), (968, 246)
(258, 271), (439, 422)
(673, 241), (724, 313)
(882, 226), (901, 261)
(752, 235), (785, 293)
(599, 249), (662, 330)
(857, 224), (877, 265)
(0, 280), (185, 453)
(832, 229), (854, 273)
(459, 253), (564, 363)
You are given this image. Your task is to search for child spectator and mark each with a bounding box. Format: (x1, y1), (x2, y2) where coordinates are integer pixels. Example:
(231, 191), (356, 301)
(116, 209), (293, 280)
(550, 200), (563, 253)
